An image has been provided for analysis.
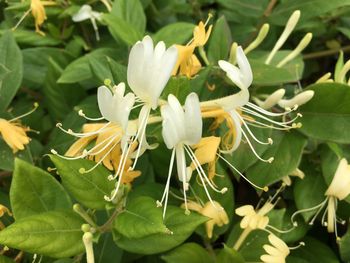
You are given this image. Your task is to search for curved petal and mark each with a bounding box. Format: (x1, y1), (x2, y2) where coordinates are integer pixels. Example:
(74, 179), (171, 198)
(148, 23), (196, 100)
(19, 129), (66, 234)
(236, 46), (253, 88)
(184, 92), (202, 145)
(72, 5), (92, 22)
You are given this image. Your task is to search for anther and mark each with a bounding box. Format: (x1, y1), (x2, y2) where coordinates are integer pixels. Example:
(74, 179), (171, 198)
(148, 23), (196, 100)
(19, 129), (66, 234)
(221, 187), (228, 194)
(268, 138), (273, 144)
(263, 186), (269, 192)
(56, 123), (62, 127)
(156, 200), (162, 207)
(268, 157), (274, 163)
(51, 149), (57, 154)
(79, 168), (86, 174)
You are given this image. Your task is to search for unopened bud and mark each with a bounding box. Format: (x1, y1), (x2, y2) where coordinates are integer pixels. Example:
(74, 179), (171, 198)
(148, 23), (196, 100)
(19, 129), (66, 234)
(278, 90), (314, 108)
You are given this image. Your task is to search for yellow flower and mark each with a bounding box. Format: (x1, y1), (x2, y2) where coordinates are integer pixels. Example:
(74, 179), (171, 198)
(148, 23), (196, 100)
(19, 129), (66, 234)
(0, 119), (30, 153)
(193, 21), (212, 47)
(184, 200), (229, 238)
(0, 103), (37, 153)
(0, 204), (12, 218)
(64, 122), (141, 184)
(235, 203), (273, 230)
(172, 17), (212, 78)
(260, 234), (290, 263)
(188, 136), (221, 180)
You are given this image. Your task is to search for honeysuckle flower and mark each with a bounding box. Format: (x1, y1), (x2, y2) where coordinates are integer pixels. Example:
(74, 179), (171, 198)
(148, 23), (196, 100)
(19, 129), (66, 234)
(291, 158), (350, 238)
(282, 168), (305, 186)
(30, 0), (56, 35)
(200, 46), (303, 168)
(125, 35), (178, 170)
(184, 200), (229, 238)
(53, 83), (140, 198)
(82, 232), (95, 263)
(157, 93), (227, 217)
(260, 234), (290, 263)
(234, 189), (295, 250)
(278, 90), (315, 109)
(72, 5), (102, 41)
(0, 103), (38, 153)
(253, 89), (286, 110)
(173, 17), (212, 77)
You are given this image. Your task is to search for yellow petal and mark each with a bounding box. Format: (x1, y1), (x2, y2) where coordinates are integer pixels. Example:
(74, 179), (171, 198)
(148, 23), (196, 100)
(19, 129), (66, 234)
(65, 136), (95, 157)
(0, 119), (31, 153)
(190, 136), (221, 168)
(0, 204), (12, 217)
(172, 44), (196, 75)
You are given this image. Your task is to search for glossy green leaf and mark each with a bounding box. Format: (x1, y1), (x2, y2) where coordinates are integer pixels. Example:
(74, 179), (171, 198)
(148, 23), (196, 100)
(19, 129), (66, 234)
(298, 83), (350, 144)
(0, 138), (33, 171)
(0, 255), (15, 263)
(207, 16), (232, 63)
(95, 233), (123, 263)
(0, 31), (23, 111)
(161, 243), (213, 263)
(58, 48), (118, 84)
(216, 245), (245, 263)
(153, 23), (195, 47)
(10, 159), (72, 220)
(270, 0), (350, 25)
(103, 14), (142, 46)
(50, 155), (114, 210)
(0, 211), (84, 258)
(112, 0), (146, 34)
(113, 196), (208, 254)
(247, 131), (307, 186)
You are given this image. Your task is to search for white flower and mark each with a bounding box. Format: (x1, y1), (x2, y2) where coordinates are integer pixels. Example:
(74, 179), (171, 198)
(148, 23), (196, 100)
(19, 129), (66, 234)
(161, 93), (202, 149)
(218, 46), (253, 92)
(127, 35), (178, 110)
(278, 90), (315, 109)
(72, 5), (102, 41)
(260, 234), (290, 263)
(158, 93), (205, 216)
(97, 83), (135, 132)
(325, 158), (350, 200)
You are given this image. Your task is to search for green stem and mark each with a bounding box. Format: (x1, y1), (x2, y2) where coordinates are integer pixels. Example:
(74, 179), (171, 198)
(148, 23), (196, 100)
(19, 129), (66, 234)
(199, 46), (210, 66)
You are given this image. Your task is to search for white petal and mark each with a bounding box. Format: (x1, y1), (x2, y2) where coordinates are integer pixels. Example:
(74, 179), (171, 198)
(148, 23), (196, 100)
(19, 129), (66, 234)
(161, 105), (180, 149)
(184, 93), (202, 145)
(72, 5), (93, 22)
(97, 85), (114, 121)
(236, 46), (253, 88)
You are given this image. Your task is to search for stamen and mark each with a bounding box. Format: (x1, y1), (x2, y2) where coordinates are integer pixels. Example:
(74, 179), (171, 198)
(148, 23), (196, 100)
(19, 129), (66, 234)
(237, 114), (272, 145)
(12, 8), (32, 32)
(56, 122), (113, 138)
(240, 128), (274, 163)
(266, 224), (295, 234)
(217, 153), (268, 192)
(291, 198), (328, 226)
(289, 242), (305, 250)
(246, 102), (295, 117)
(184, 145), (227, 194)
(157, 148), (176, 219)
(78, 110), (104, 121)
(9, 102), (39, 122)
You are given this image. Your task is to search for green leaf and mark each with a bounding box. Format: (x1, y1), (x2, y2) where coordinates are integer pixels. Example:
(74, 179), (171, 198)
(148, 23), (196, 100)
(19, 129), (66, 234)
(114, 196), (169, 239)
(22, 47), (73, 88)
(161, 243), (213, 263)
(95, 233), (123, 263)
(0, 64), (10, 81)
(0, 138), (34, 171)
(58, 48), (118, 84)
(340, 226), (350, 262)
(0, 255), (15, 263)
(270, 0), (350, 25)
(247, 131), (307, 186)
(10, 159), (72, 220)
(293, 161), (328, 221)
(112, 0), (146, 34)
(216, 245), (245, 263)
(162, 76), (191, 104)
(50, 155), (114, 210)
(0, 211), (84, 258)
(207, 16), (232, 63)
(113, 196), (208, 254)
(289, 236), (339, 263)
(153, 23), (195, 47)
(0, 31), (23, 111)
(102, 14), (142, 46)
(298, 83), (350, 144)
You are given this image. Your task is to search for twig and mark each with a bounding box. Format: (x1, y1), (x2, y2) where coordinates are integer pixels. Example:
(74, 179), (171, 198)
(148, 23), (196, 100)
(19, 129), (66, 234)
(303, 45), (350, 60)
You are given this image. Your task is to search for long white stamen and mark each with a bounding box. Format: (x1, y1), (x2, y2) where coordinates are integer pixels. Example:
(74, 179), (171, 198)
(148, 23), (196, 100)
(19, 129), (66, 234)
(176, 145), (190, 214)
(131, 107), (151, 170)
(217, 153), (268, 192)
(240, 128), (274, 163)
(266, 224), (295, 234)
(244, 118), (298, 130)
(131, 103), (146, 110)
(242, 107), (301, 127)
(56, 122), (113, 138)
(78, 110), (105, 121)
(157, 148), (176, 219)
(105, 142), (132, 201)
(184, 147), (219, 210)
(185, 145), (227, 194)
(237, 114), (272, 145)
(291, 198), (328, 226)
(9, 102), (39, 122)
(246, 102), (295, 117)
